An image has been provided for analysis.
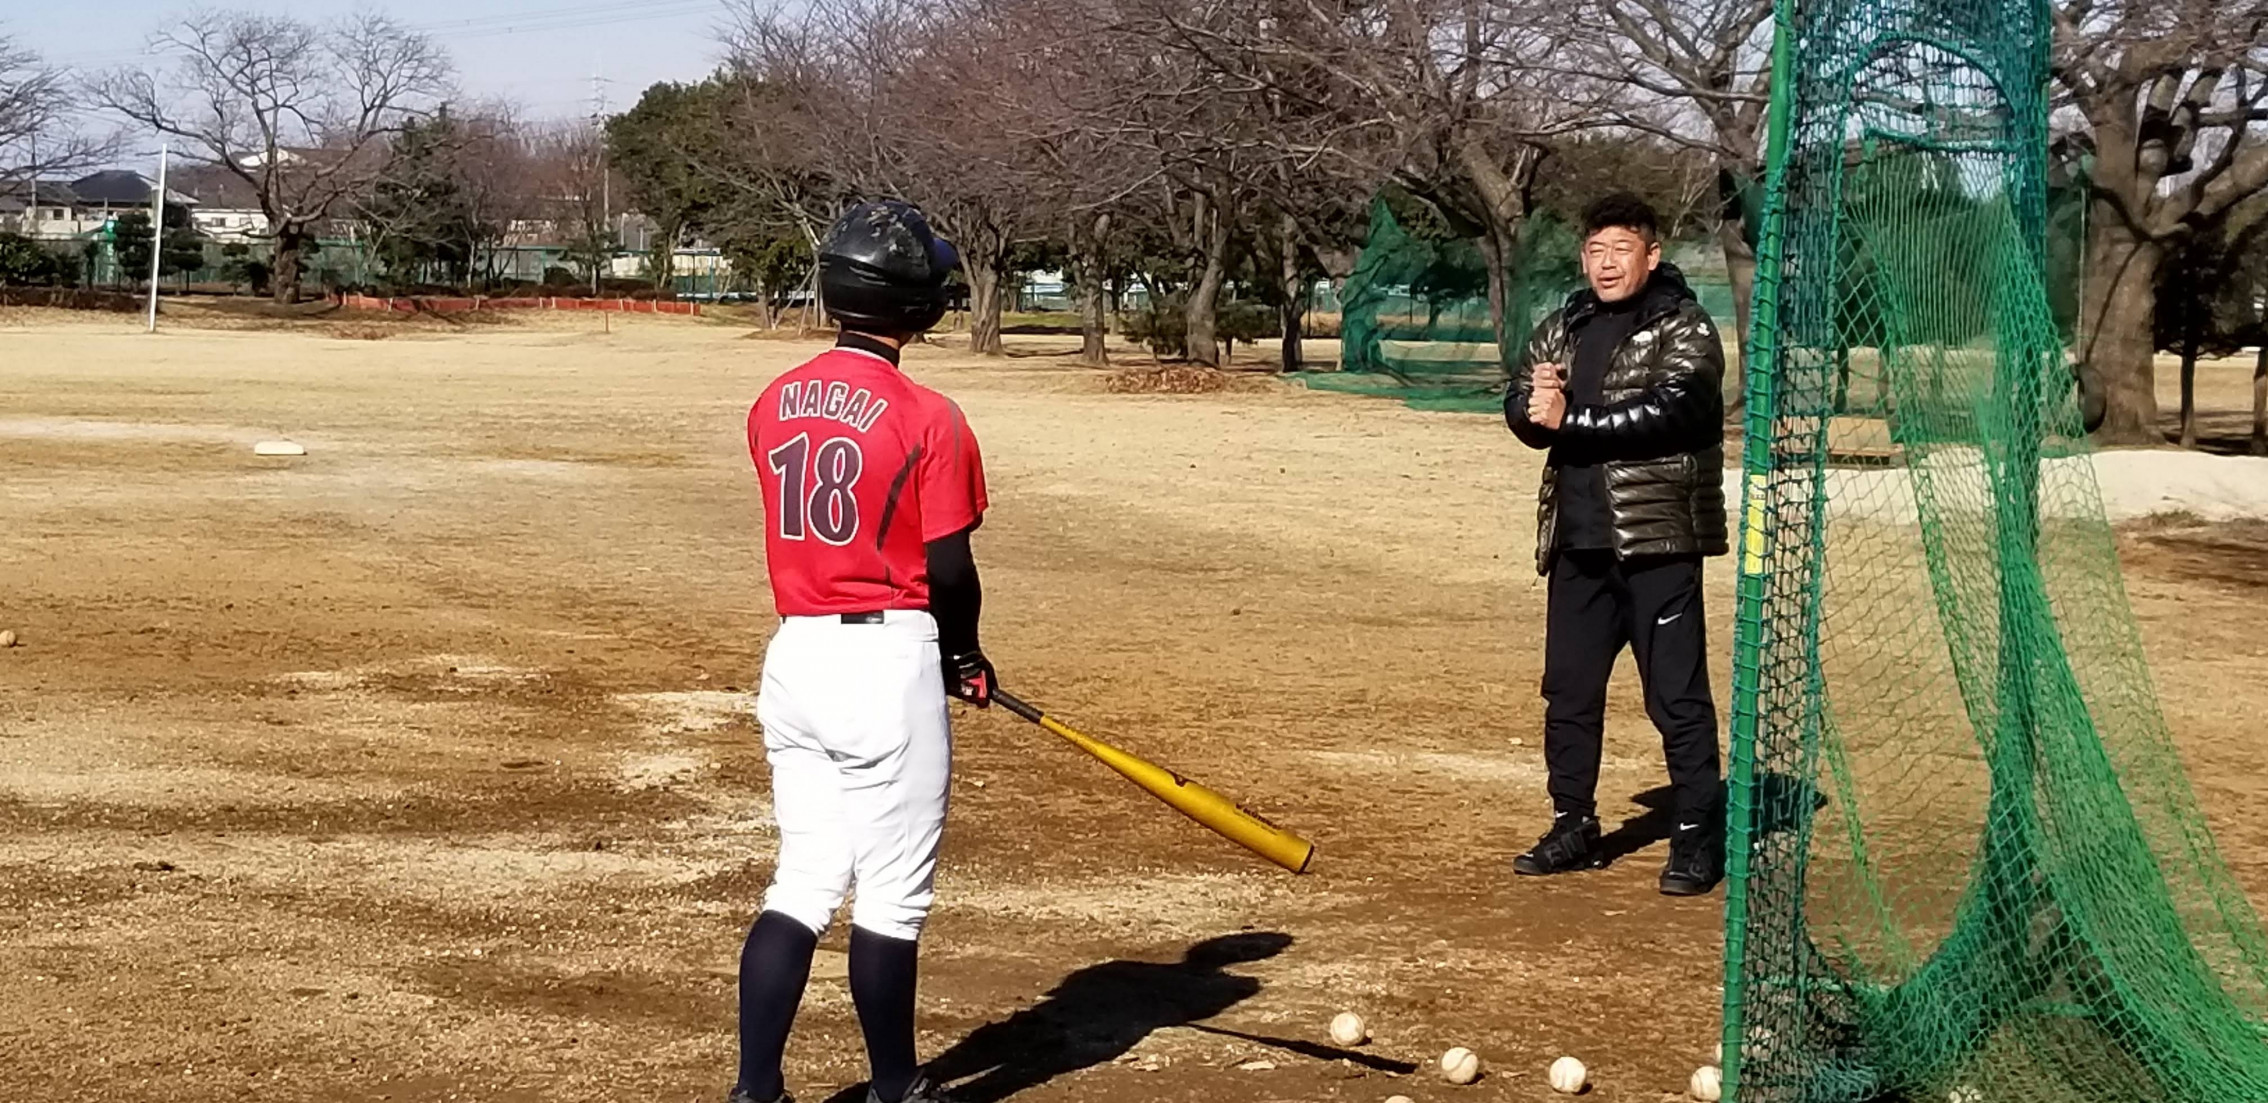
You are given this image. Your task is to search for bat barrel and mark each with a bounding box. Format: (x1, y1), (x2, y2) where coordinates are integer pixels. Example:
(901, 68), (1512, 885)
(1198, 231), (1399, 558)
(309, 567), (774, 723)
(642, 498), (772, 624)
(987, 689), (1314, 874)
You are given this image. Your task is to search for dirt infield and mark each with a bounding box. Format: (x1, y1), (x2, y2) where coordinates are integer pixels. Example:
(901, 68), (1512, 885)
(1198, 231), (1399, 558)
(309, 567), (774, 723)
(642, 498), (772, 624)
(3, 309), (2264, 1103)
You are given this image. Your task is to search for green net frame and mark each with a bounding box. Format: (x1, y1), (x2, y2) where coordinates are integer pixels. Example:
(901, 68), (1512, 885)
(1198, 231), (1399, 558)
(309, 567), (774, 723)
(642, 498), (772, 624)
(1721, 0), (2268, 1100)
(1301, 198), (1578, 412)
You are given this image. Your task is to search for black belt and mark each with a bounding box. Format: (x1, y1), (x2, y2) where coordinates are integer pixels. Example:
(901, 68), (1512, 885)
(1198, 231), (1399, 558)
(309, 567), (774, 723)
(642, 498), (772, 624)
(838, 611), (886, 624)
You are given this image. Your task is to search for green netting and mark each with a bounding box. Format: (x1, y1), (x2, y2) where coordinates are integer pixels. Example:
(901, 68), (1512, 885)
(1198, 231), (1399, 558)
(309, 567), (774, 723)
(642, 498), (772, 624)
(1723, 1), (2268, 1101)
(1298, 198), (1578, 412)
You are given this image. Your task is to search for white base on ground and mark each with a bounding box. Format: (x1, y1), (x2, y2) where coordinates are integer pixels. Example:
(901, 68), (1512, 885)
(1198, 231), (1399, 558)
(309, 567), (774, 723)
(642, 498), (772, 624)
(253, 440), (307, 457)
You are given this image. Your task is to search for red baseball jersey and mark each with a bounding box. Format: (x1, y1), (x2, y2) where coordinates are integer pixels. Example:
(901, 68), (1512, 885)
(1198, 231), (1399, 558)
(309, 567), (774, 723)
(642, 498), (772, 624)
(748, 347), (988, 617)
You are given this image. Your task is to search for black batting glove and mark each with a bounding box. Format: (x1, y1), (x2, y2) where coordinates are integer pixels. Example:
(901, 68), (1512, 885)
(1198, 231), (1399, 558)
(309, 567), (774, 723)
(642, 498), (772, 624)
(945, 649), (996, 708)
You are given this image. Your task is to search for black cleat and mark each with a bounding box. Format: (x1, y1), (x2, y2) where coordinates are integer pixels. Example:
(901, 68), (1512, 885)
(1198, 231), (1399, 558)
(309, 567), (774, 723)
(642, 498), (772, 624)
(729, 1090), (793, 1103)
(1513, 813), (1606, 876)
(1660, 815), (1725, 896)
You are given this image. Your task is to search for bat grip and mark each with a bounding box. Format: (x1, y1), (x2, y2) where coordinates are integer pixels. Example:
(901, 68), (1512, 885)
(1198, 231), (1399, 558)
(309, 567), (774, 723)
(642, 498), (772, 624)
(991, 689), (1044, 724)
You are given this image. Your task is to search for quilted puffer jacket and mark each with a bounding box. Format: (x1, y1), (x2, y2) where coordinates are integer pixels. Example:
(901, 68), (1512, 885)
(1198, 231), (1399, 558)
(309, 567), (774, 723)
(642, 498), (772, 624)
(1506, 263), (1731, 575)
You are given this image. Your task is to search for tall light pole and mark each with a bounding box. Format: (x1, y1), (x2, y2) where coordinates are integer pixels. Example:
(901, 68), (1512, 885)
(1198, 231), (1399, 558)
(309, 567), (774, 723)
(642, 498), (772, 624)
(146, 142), (170, 334)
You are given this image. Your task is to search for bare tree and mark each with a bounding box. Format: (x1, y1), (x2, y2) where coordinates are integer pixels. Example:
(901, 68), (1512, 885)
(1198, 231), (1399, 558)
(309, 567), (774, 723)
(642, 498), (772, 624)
(2055, 1), (2268, 443)
(886, 1), (1061, 355)
(728, 0), (1088, 354)
(1005, 1), (1159, 365)
(349, 103), (530, 293)
(1564, 0), (1771, 407)
(1149, 0), (1608, 363)
(90, 11), (452, 303)
(453, 106), (536, 291)
(2, 33), (110, 185)
(1117, 0), (1387, 369)
(522, 121), (624, 289)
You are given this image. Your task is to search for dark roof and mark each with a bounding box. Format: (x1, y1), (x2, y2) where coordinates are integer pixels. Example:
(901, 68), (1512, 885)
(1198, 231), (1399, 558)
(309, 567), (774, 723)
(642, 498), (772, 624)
(170, 165), (262, 209)
(71, 170), (156, 204)
(0, 180), (85, 211)
(68, 170), (201, 208)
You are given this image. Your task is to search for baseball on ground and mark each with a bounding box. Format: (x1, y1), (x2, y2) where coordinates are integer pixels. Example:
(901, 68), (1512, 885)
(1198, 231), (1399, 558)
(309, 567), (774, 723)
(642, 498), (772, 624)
(1329, 1011), (1368, 1046)
(1439, 1046), (1481, 1084)
(1691, 1064), (1723, 1101)
(0, 629), (15, 648)
(1549, 1055), (1589, 1094)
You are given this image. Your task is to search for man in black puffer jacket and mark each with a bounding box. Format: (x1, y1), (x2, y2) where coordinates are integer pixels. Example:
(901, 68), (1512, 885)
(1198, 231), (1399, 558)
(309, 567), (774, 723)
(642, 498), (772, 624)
(1505, 193), (1730, 897)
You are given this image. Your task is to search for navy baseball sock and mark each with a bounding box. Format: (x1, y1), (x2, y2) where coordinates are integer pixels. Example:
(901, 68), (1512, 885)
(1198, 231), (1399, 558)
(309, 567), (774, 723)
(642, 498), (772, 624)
(849, 925), (922, 1103)
(736, 910), (819, 1101)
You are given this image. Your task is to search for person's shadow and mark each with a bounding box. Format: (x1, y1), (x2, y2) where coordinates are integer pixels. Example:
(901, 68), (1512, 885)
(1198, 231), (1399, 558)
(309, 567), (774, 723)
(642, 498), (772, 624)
(1595, 776), (1829, 866)
(1597, 785), (1678, 864)
(823, 931), (1405, 1102)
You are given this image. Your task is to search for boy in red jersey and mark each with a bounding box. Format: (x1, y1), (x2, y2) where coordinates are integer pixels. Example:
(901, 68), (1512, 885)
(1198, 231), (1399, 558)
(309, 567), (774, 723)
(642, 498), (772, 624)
(733, 201), (993, 1103)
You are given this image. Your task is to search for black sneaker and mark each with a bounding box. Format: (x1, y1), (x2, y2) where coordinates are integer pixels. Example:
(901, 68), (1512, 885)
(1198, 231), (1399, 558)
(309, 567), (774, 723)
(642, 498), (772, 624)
(729, 1089), (793, 1103)
(1513, 813), (1605, 875)
(871, 1074), (953, 1103)
(1660, 816), (1725, 896)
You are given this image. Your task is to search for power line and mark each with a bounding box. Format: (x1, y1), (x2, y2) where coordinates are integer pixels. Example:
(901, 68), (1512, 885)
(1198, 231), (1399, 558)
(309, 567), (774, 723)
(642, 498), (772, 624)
(53, 1), (724, 66)
(413, 0), (722, 36)
(412, 0), (723, 41)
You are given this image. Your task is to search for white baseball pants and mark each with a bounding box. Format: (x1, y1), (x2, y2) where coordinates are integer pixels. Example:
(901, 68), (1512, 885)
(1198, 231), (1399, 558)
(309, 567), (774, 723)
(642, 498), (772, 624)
(755, 609), (952, 942)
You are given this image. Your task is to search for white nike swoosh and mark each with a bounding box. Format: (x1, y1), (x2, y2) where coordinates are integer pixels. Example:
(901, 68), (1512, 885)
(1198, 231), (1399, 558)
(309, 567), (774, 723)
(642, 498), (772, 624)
(1679, 823), (1700, 832)
(1658, 612), (1684, 625)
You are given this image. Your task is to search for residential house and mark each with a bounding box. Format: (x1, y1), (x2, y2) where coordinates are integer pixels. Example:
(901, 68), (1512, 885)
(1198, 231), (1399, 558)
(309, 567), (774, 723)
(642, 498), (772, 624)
(0, 172), (203, 239)
(0, 180), (87, 236)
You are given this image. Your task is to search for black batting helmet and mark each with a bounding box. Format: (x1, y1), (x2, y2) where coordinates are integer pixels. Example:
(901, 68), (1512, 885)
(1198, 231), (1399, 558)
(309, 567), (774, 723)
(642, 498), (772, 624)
(817, 200), (959, 335)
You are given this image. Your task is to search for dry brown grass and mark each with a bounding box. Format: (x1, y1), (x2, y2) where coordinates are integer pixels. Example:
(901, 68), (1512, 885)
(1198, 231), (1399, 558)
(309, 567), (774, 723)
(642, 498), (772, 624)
(0, 315), (2262, 1103)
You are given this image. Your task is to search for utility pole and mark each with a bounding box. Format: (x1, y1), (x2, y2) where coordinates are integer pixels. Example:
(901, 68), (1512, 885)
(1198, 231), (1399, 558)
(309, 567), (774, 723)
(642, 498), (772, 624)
(591, 71), (610, 297)
(146, 142), (169, 334)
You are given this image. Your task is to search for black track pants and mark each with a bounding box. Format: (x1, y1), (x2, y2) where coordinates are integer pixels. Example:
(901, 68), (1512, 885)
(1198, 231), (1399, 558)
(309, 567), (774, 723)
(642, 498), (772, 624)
(1540, 550), (1723, 824)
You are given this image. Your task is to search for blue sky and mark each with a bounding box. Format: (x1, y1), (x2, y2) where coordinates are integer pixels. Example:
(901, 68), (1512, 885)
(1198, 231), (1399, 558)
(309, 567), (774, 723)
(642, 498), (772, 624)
(13, 1), (736, 126)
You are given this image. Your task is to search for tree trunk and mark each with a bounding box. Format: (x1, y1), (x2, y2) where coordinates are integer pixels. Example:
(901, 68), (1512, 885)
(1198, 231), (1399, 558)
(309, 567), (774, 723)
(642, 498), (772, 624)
(1278, 211), (1306, 373)
(271, 227), (306, 306)
(967, 257), (1005, 355)
(753, 275), (776, 330)
(1475, 227), (1514, 366)
(2253, 342), (2266, 456)
(1718, 218), (1756, 417)
(1075, 211), (1110, 367)
(1185, 192), (1227, 368)
(652, 218), (679, 292)
(1454, 139), (1542, 370)
(2076, 213), (2164, 444)
(2178, 334), (2199, 449)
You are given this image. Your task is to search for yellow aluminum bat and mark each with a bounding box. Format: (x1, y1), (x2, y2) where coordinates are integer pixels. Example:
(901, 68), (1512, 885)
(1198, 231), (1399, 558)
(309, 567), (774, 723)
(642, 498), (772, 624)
(993, 690), (1314, 874)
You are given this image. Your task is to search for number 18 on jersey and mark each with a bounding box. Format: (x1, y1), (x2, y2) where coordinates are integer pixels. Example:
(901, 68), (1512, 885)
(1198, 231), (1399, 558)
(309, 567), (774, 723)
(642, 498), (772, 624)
(748, 347), (988, 617)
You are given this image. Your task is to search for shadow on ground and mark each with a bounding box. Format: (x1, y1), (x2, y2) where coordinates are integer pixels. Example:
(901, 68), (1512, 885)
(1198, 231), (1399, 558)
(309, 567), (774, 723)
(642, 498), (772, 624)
(1598, 785), (1678, 865)
(824, 931), (1318, 1102)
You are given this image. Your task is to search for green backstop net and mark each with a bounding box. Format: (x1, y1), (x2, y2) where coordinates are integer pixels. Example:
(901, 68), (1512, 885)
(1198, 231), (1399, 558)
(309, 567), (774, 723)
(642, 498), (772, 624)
(1723, 0), (2268, 1100)
(1301, 198), (1578, 412)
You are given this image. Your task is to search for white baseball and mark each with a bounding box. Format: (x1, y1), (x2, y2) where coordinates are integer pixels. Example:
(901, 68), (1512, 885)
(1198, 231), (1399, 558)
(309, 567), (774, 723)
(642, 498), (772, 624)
(0, 629), (15, 648)
(1329, 1011), (1368, 1046)
(1690, 1064), (1723, 1102)
(1548, 1055), (1589, 1094)
(1439, 1046), (1481, 1084)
